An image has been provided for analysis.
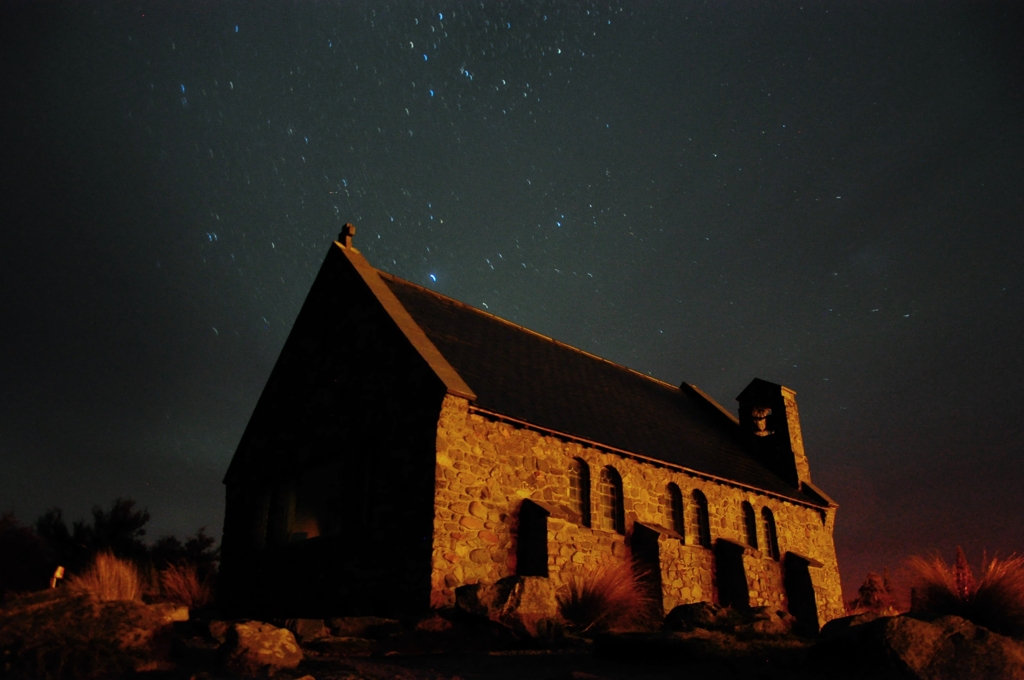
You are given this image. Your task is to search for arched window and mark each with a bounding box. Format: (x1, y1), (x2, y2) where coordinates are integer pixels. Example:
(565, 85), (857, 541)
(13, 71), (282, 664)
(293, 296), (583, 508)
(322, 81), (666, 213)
(742, 501), (758, 549)
(762, 507), (780, 561)
(598, 466), (625, 534)
(666, 483), (685, 537)
(692, 489), (711, 548)
(568, 458), (592, 527)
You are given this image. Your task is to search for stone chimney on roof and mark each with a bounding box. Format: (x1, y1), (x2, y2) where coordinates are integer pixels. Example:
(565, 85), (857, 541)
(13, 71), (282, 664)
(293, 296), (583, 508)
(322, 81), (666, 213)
(736, 378), (812, 488)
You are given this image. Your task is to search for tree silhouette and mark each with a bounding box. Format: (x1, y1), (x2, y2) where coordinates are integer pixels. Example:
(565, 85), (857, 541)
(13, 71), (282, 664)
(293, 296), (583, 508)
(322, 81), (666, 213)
(3, 499), (219, 595)
(151, 527), (219, 580)
(89, 497), (151, 561)
(33, 498), (152, 570)
(34, 507), (87, 572)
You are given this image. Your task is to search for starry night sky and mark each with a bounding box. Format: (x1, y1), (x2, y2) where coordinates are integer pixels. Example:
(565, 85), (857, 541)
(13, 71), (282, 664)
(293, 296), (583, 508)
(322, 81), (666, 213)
(2, 1), (1023, 600)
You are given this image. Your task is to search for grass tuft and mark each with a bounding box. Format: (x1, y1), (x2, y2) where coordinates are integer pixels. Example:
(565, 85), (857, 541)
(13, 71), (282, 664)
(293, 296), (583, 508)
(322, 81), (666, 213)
(67, 552), (141, 602)
(0, 589), (154, 679)
(909, 547), (1024, 639)
(557, 557), (656, 634)
(158, 562), (211, 609)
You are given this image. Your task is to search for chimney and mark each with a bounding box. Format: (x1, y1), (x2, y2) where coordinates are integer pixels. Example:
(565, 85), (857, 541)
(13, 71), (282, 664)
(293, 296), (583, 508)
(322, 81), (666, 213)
(736, 378), (812, 488)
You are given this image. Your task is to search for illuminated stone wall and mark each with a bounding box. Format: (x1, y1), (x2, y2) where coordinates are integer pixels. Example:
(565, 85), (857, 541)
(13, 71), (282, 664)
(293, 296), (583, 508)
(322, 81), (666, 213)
(431, 394), (845, 625)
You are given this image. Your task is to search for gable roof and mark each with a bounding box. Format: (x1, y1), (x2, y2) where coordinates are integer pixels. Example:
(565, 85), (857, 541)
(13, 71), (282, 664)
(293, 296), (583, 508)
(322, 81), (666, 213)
(376, 269), (820, 505)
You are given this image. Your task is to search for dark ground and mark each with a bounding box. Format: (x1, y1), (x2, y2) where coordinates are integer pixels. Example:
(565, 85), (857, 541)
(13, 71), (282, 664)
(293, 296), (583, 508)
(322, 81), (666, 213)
(231, 650), (891, 680)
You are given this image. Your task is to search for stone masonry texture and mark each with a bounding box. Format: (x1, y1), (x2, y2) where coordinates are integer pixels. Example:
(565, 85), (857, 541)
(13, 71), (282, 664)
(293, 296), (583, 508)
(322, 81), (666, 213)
(431, 395), (845, 625)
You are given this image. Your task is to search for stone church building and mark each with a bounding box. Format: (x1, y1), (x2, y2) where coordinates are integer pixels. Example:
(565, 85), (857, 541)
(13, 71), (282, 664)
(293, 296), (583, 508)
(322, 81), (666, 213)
(220, 226), (845, 630)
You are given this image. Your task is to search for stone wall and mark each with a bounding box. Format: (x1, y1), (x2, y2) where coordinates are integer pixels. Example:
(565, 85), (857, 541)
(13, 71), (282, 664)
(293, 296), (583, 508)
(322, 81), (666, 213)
(431, 395), (845, 624)
(653, 532), (715, 611)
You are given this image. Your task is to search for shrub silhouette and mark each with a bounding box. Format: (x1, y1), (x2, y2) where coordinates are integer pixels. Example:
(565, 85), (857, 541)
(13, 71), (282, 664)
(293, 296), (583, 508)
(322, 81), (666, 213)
(0, 513), (52, 598)
(68, 552), (141, 602)
(909, 547), (1024, 639)
(557, 557), (655, 633)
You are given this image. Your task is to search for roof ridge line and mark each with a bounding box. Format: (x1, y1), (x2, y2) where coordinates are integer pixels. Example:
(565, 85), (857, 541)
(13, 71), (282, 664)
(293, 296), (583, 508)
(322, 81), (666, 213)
(375, 269), (684, 394)
(336, 247), (476, 400)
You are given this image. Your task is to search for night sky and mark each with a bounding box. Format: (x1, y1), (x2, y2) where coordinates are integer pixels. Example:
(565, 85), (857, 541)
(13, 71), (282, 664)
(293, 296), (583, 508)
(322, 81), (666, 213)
(2, 1), (1023, 601)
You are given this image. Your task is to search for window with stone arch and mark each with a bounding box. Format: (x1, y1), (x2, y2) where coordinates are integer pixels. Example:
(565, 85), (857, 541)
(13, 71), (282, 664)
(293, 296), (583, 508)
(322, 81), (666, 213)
(762, 506), (780, 560)
(666, 482), (684, 537)
(692, 489), (712, 548)
(742, 501), (758, 549)
(598, 466), (625, 534)
(568, 458), (592, 527)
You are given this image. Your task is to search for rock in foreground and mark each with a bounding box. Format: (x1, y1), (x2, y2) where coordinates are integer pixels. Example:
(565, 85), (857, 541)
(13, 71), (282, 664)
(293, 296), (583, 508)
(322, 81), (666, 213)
(219, 620), (303, 676)
(455, 575), (559, 637)
(812, 613), (1024, 679)
(664, 602), (796, 636)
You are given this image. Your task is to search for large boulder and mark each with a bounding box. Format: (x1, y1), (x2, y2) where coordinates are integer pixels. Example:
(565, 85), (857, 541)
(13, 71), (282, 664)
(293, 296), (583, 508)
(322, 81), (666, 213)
(455, 576), (559, 637)
(884, 615), (1024, 680)
(664, 602), (724, 632)
(736, 607), (797, 636)
(811, 613), (1024, 679)
(219, 621), (303, 676)
(819, 611), (886, 640)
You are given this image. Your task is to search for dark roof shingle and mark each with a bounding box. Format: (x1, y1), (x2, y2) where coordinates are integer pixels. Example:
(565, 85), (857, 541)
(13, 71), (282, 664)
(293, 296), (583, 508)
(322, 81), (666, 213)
(381, 273), (817, 504)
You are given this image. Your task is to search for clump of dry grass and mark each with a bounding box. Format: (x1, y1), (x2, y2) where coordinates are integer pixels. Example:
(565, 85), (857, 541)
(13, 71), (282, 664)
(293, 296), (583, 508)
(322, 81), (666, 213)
(0, 588), (158, 679)
(67, 552), (141, 602)
(909, 547), (1024, 639)
(557, 558), (656, 634)
(158, 562), (211, 609)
